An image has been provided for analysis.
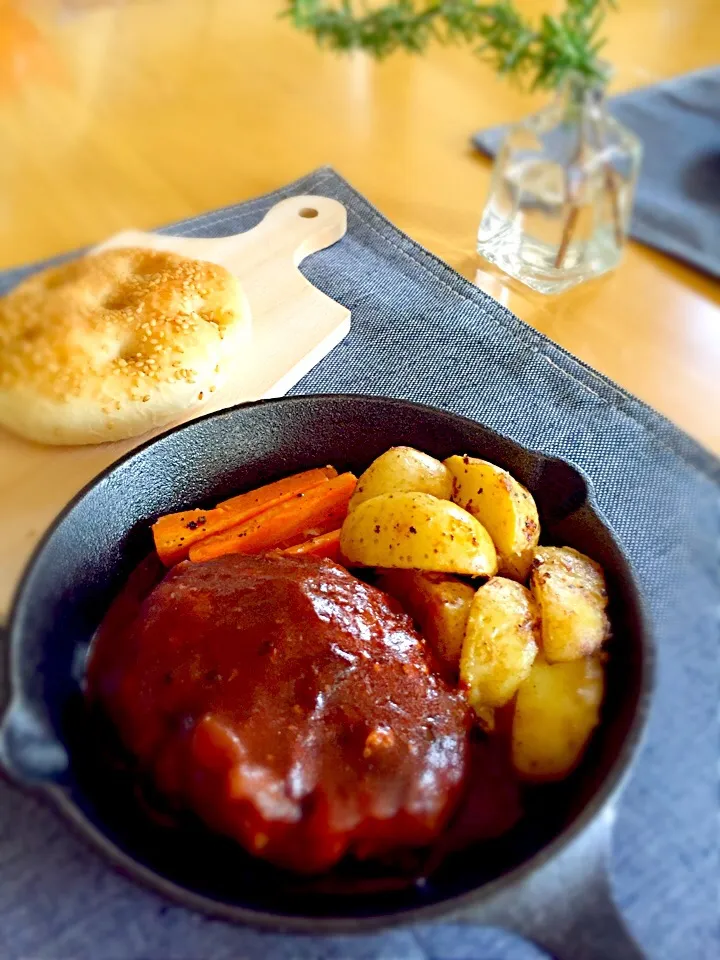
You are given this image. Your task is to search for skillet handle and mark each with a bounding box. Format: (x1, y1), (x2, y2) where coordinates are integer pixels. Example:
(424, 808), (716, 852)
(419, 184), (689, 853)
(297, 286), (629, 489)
(0, 626), (69, 785)
(452, 808), (646, 960)
(0, 624), (8, 716)
(0, 622), (16, 781)
(0, 699), (70, 785)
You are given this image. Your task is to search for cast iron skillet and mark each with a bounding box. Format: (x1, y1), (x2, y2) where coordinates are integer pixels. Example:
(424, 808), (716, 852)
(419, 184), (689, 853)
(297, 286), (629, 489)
(0, 395), (654, 959)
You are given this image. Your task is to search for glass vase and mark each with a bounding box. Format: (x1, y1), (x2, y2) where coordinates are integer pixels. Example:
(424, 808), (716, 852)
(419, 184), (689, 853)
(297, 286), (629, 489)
(476, 74), (642, 295)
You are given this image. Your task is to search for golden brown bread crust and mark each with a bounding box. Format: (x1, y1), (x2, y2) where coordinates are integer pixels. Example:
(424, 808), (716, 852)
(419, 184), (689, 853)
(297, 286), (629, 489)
(0, 247), (250, 444)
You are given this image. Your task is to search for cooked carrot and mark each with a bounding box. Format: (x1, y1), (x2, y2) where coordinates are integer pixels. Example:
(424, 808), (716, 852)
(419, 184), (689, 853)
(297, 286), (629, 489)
(151, 510), (205, 566)
(218, 466), (336, 511)
(189, 473), (357, 563)
(282, 529), (342, 562)
(152, 466), (337, 566)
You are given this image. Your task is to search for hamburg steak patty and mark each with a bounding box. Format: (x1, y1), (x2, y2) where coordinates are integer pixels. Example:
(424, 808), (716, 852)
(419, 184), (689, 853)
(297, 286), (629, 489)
(88, 553), (470, 872)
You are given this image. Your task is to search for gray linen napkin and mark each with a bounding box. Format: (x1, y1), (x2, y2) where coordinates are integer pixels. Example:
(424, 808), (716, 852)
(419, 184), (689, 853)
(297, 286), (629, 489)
(473, 67), (720, 277)
(0, 168), (718, 960)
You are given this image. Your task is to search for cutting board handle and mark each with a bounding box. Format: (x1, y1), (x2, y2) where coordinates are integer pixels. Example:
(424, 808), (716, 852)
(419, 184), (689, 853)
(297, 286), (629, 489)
(97, 194), (347, 273)
(211, 194), (347, 275)
(249, 194), (347, 265)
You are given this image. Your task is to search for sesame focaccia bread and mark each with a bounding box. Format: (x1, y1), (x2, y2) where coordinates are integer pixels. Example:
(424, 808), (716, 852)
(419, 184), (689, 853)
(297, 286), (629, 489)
(0, 247), (250, 445)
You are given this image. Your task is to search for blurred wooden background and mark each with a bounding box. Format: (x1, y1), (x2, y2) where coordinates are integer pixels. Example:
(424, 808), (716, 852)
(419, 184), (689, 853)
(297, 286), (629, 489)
(1, 0), (718, 452)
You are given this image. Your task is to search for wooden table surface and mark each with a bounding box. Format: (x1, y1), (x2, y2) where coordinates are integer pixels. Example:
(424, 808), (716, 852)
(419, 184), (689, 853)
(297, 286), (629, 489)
(2, 0), (719, 453)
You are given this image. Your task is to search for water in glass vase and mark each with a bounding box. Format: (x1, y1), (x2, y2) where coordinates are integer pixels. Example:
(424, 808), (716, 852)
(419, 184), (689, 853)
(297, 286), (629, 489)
(477, 76), (642, 295)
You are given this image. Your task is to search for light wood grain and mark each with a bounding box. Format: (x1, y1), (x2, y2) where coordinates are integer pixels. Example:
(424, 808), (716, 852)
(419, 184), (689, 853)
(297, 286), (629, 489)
(0, 192), (350, 617)
(0, 0), (718, 602)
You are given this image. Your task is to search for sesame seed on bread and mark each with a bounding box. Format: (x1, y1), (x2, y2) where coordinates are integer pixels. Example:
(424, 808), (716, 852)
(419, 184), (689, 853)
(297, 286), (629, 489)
(0, 247), (251, 445)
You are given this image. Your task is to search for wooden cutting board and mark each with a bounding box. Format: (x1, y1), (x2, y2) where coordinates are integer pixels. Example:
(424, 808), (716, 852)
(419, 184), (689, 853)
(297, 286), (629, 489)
(0, 194), (350, 619)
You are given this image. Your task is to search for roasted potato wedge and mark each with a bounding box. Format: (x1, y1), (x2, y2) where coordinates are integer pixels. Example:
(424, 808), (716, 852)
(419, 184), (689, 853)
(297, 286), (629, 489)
(511, 655), (605, 781)
(376, 569), (475, 669)
(444, 455), (540, 581)
(350, 446), (452, 511)
(460, 577), (539, 727)
(529, 546), (610, 662)
(340, 492), (497, 577)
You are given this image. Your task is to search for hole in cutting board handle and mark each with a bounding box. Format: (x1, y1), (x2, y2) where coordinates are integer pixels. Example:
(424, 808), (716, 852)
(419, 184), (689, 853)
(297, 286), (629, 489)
(298, 207), (319, 219)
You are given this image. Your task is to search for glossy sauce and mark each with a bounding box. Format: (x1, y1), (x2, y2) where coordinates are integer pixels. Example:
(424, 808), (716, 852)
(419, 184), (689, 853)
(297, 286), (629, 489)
(87, 553), (472, 873)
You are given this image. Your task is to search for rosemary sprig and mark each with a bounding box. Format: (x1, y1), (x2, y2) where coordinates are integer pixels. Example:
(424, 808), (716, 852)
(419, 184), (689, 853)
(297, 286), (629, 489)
(283, 1), (616, 90)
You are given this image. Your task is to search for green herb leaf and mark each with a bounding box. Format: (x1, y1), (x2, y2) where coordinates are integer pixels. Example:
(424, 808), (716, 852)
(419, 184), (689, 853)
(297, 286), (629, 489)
(283, 0), (616, 91)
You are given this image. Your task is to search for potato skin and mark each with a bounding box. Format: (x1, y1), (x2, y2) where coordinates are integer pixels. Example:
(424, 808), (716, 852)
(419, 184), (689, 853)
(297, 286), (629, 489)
(376, 570), (475, 670)
(460, 577), (539, 725)
(340, 492), (498, 577)
(529, 546), (610, 662)
(444, 455), (540, 582)
(511, 655), (605, 781)
(350, 447), (453, 511)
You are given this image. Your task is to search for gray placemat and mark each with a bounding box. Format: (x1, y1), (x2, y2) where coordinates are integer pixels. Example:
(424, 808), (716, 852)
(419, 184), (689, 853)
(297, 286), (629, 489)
(1, 168), (718, 960)
(473, 67), (720, 278)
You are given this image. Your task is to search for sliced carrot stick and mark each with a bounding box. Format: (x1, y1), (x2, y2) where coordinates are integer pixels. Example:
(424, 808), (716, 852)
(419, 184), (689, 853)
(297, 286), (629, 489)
(152, 509), (226, 566)
(189, 473), (356, 563)
(218, 465), (336, 511)
(281, 529), (342, 562)
(152, 466), (337, 566)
